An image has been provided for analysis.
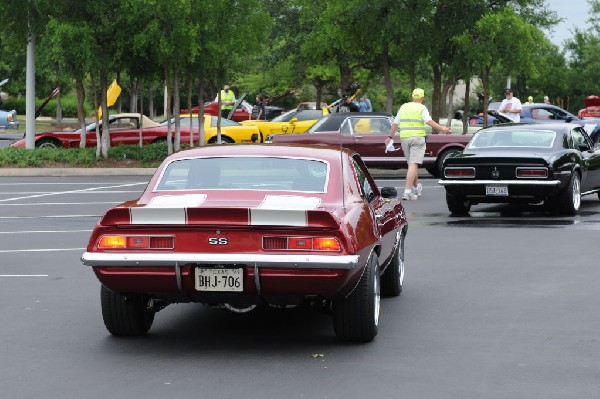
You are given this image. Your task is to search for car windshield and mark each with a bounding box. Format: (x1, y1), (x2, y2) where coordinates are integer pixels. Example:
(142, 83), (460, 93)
(468, 129), (557, 149)
(156, 156), (329, 192)
(270, 110), (298, 122)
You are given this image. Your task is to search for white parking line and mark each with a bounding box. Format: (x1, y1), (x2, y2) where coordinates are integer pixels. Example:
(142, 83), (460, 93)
(0, 182), (146, 203)
(0, 215), (99, 219)
(0, 275), (49, 277)
(0, 248), (85, 253)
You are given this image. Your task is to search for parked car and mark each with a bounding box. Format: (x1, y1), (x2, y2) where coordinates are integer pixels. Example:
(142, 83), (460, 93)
(240, 108), (328, 136)
(578, 95), (600, 119)
(295, 101), (328, 111)
(81, 144), (408, 342)
(268, 112), (473, 177)
(10, 113), (261, 148)
(471, 103), (600, 142)
(182, 95), (284, 122)
(439, 123), (600, 215)
(0, 109), (19, 130)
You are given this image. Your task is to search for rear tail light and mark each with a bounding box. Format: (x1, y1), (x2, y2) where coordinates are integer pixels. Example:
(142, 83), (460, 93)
(444, 167), (475, 178)
(516, 167), (548, 178)
(97, 235), (174, 250)
(263, 236), (341, 252)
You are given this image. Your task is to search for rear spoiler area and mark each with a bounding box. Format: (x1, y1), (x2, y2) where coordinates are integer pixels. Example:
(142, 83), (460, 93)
(100, 207), (340, 229)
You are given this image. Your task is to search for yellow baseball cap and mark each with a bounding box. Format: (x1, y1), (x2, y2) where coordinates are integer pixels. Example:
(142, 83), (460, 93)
(412, 88), (425, 99)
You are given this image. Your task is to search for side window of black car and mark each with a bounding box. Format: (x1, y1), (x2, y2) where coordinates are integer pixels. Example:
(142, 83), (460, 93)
(571, 129), (591, 151)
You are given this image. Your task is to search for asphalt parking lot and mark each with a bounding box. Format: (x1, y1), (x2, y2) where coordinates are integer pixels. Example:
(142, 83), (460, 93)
(1, 175), (599, 399)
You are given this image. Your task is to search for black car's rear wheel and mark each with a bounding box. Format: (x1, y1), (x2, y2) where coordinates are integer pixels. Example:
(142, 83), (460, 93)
(446, 192), (471, 215)
(557, 172), (581, 215)
(381, 230), (405, 297)
(436, 148), (462, 177)
(101, 285), (155, 336)
(333, 253), (380, 342)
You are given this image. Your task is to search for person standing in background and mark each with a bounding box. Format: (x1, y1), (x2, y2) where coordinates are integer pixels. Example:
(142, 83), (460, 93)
(215, 85), (236, 119)
(499, 88), (522, 123)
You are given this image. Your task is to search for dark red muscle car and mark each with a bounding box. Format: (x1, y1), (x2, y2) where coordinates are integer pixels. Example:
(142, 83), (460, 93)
(81, 144), (408, 342)
(268, 113), (473, 177)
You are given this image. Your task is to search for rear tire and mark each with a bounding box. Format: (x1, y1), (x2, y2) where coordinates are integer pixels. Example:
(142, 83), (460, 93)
(446, 192), (471, 215)
(557, 172), (581, 215)
(381, 230), (405, 297)
(101, 285), (155, 336)
(333, 254), (380, 342)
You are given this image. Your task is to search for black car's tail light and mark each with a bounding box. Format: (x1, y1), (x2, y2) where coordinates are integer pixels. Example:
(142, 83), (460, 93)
(444, 167), (475, 178)
(263, 236), (341, 252)
(516, 167), (548, 178)
(97, 235), (174, 249)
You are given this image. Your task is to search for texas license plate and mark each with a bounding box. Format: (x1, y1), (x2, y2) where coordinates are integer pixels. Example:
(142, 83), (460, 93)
(195, 267), (243, 292)
(485, 186), (508, 196)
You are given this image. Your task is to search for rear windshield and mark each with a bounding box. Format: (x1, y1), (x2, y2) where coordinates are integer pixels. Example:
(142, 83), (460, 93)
(468, 129), (556, 149)
(156, 156), (329, 192)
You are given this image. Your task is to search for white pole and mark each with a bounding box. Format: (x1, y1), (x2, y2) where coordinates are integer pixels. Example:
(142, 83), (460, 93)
(506, 75), (511, 90)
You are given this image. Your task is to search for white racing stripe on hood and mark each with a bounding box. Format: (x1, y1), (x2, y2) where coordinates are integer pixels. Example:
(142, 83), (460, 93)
(258, 195), (321, 210)
(147, 194), (207, 208)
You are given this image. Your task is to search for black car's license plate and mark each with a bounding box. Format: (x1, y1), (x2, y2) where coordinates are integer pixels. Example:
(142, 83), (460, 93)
(195, 267), (243, 292)
(485, 186), (508, 196)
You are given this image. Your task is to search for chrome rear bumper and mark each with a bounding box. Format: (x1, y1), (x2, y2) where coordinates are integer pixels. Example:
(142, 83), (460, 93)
(81, 252), (360, 270)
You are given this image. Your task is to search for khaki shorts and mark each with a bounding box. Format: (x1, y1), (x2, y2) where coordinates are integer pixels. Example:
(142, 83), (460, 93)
(400, 136), (426, 165)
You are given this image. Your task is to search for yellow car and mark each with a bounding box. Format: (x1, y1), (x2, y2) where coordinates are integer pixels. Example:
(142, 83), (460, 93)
(172, 114), (262, 143)
(240, 109), (328, 136)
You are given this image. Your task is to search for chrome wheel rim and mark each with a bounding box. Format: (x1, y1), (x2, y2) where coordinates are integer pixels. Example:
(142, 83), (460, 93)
(38, 142), (57, 149)
(573, 177), (581, 210)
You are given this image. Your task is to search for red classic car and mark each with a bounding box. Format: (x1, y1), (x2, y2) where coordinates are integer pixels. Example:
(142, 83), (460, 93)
(268, 112), (473, 177)
(10, 113), (261, 148)
(81, 144), (408, 342)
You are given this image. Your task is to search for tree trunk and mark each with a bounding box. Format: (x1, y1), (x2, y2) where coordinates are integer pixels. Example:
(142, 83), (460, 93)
(116, 71), (122, 113)
(462, 78), (471, 135)
(173, 69), (181, 152)
(138, 78), (144, 148)
(339, 63), (352, 95)
(148, 82), (155, 119)
(75, 79), (86, 148)
(482, 66), (491, 128)
(381, 45), (394, 114)
(197, 81), (206, 146)
(56, 89), (63, 123)
(165, 67), (173, 155)
(90, 74), (101, 159)
(100, 73), (110, 159)
(187, 77), (193, 146)
(432, 63), (442, 123)
(130, 78), (138, 113)
(446, 81), (456, 128)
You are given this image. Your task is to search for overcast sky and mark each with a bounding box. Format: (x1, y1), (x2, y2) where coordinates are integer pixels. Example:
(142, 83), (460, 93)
(544, 0), (593, 46)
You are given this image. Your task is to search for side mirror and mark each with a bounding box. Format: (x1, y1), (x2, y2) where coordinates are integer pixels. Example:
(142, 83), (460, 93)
(289, 118), (298, 124)
(380, 186), (398, 199)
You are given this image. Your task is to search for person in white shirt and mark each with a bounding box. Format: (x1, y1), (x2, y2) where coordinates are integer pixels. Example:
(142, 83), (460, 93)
(499, 88), (522, 123)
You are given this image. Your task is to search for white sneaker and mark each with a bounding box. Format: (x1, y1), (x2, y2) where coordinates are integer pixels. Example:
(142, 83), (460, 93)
(402, 192), (418, 200)
(413, 183), (423, 197)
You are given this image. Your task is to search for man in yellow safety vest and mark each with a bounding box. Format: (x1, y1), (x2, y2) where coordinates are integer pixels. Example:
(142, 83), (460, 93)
(386, 88), (451, 200)
(215, 84), (236, 119)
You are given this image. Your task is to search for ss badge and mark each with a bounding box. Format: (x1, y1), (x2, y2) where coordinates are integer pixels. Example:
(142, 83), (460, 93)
(208, 237), (228, 245)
